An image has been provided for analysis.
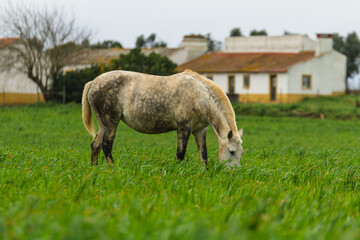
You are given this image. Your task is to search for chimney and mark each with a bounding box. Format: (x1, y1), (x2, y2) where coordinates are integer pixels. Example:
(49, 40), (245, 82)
(180, 35), (208, 63)
(181, 35), (207, 49)
(315, 33), (333, 56)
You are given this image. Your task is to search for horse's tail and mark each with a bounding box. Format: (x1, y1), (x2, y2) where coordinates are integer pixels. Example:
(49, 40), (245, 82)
(82, 81), (96, 138)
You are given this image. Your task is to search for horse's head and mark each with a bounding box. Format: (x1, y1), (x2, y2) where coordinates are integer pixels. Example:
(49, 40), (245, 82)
(217, 129), (244, 166)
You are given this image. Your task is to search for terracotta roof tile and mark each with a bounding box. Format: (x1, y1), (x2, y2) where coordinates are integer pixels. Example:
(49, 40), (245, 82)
(177, 51), (315, 73)
(0, 38), (19, 48)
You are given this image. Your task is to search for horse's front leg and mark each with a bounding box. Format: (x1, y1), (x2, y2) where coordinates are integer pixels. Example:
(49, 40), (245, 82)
(176, 126), (191, 161)
(192, 127), (208, 166)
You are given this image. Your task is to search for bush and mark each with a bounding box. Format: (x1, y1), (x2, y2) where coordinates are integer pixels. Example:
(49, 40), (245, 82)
(53, 65), (103, 103)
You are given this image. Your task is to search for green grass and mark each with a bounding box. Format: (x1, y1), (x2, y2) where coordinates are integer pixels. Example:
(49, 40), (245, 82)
(0, 103), (360, 239)
(234, 94), (360, 120)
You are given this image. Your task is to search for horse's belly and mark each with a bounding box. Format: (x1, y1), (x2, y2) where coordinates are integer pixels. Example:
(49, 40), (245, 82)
(122, 115), (177, 134)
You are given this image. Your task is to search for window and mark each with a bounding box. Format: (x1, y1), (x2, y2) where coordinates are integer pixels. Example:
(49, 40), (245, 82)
(243, 75), (250, 89)
(302, 75), (312, 89)
(228, 75), (235, 93)
(206, 75), (213, 81)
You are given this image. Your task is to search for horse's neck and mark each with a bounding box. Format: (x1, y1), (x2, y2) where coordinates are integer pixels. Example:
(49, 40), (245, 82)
(188, 71), (237, 142)
(208, 103), (234, 143)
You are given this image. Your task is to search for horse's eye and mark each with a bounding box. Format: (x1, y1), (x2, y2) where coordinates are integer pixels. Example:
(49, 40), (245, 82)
(230, 151), (235, 155)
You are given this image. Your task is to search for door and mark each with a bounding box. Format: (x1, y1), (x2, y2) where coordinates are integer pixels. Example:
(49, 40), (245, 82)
(228, 75), (235, 94)
(270, 75), (277, 101)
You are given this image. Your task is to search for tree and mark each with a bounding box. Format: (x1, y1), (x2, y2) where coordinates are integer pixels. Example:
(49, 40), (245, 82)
(184, 34), (205, 39)
(333, 32), (360, 94)
(230, 28), (242, 37)
(135, 33), (167, 48)
(109, 47), (176, 75)
(332, 34), (345, 53)
(90, 40), (123, 49)
(81, 38), (91, 48)
(250, 29), (268, 36)
(0, 3), (90, 101)
(135, 35), (146, 48)
(205, 33), (222, 51)
(284, 30), (298, 36)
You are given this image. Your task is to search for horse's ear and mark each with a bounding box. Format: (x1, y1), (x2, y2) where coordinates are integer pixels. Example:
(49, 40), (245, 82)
(238, 129), (243, 138)
(228, 130), (233, 140)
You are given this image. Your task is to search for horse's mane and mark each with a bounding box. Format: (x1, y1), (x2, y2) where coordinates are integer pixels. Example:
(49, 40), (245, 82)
(184, 69), (237, 132)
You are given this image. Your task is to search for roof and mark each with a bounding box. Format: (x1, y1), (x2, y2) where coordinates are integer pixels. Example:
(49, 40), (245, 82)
(67, 48), (130, 65)
(176, 51), (316, 73)
(67, 47), (181, 66)
(0, 38), (19, 48)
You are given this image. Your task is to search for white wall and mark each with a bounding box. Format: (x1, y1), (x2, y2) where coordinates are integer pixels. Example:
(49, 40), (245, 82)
(168, 47), (207, 65)
(203, 72), (288, 94)
(211, 73), (228, 93)
(302, 37), (317, 52)
(277, 74), (289, 94)
(0, 69), (39, 94)
(170, 37), (207, 65)
(0, 47), (46, 95)
(225, 35), (316, 53)
(287, 50), (346, 94)
(238, 73), (269, 94)
(167, 48), (188, 65)
(315, 38), (333, 56)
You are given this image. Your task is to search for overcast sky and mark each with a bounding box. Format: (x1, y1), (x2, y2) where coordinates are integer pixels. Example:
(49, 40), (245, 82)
(2, 0), (360, 48)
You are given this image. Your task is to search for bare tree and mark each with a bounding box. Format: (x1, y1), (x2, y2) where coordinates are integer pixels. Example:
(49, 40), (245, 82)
(0, 3), (90, 101)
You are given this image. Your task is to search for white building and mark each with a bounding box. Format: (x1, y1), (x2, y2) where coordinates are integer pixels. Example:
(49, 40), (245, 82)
(177, 34), (346, 103)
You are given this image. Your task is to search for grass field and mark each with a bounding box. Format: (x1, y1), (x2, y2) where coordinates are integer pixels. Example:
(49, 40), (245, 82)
(0, 103), (360, 239)
(234, 94), (360, 120)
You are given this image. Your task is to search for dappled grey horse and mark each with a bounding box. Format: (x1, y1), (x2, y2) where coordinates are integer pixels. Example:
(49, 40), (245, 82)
(82, 70), (244, 166)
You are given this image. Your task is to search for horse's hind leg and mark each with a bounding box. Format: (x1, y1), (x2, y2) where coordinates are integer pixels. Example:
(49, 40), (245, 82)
(92, 107), (121, 165)
(91, 130), (104, 166)
(102, 127), (117, 165)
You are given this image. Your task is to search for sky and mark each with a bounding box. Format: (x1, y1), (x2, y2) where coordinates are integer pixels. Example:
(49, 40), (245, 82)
(2, 0), (360, 48)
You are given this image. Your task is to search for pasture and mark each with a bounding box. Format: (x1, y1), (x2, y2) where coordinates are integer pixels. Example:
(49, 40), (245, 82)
(0, 103), (360, 239)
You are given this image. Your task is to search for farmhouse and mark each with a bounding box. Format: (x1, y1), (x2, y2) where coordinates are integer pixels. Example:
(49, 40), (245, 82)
(177, 34), (347, 103)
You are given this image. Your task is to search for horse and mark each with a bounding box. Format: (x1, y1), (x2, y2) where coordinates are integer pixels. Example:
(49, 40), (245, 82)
(81, 70), (244, 167)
